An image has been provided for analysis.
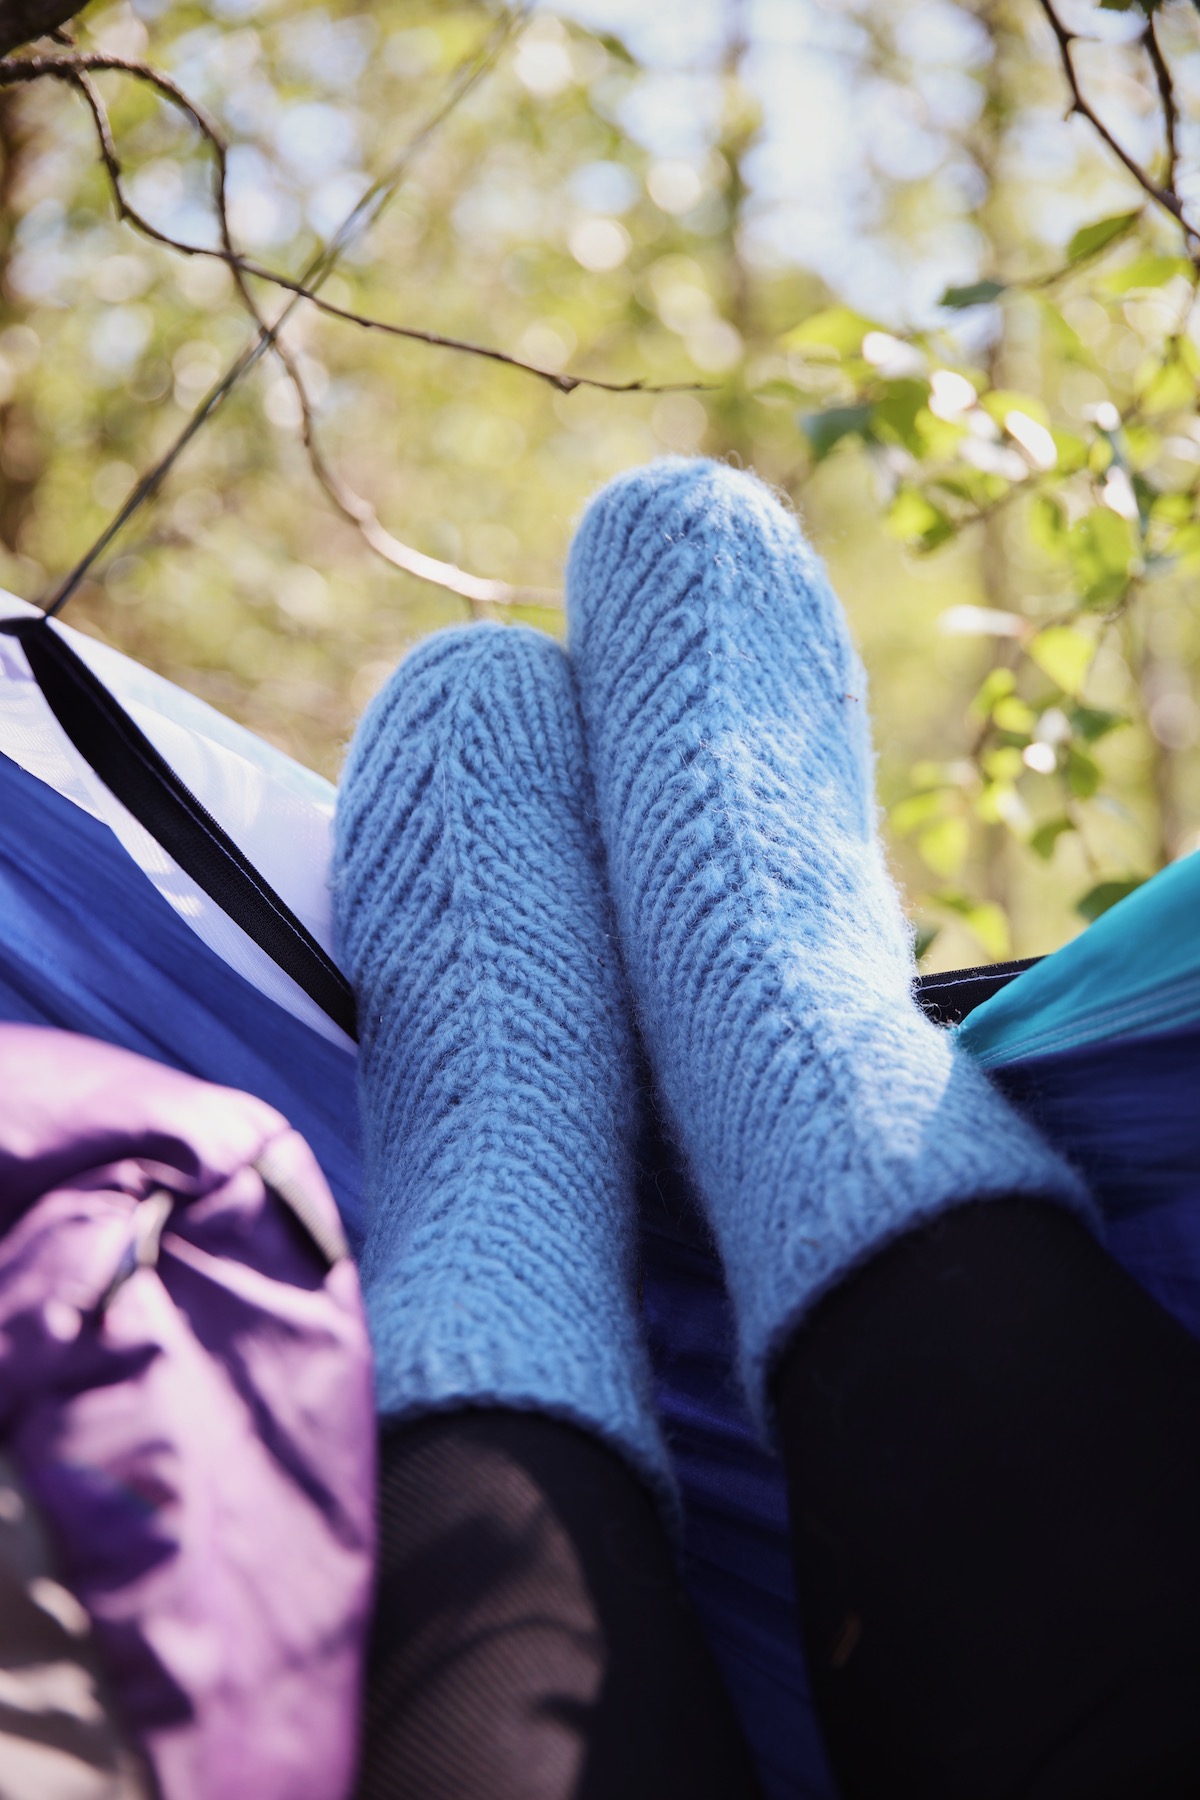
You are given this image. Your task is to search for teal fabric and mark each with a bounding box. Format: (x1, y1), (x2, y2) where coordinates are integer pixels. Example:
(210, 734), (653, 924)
(957, 851), (1200, 1069)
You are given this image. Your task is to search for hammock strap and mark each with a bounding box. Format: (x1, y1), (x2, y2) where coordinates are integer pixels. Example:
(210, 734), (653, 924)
(0, 614), (357, 1041)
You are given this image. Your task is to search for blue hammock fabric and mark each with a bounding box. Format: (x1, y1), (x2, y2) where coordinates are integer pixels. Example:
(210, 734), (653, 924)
(0, 751), (364, 1245)
(3, 745), (1199, 1799)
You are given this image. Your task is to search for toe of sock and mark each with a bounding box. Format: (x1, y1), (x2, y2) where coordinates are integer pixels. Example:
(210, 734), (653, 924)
(566, 457), (822, 646)
(341, 622), (573, 793)
(334, 623), (582, 945)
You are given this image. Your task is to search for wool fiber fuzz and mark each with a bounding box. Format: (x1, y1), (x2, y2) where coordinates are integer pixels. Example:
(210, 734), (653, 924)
(567, 458), (1091, 1428)
(333, 624), (669, 1501)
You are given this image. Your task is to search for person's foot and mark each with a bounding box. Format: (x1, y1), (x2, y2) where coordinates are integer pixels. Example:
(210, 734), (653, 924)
(333, 623), (669, 1499)
(567, 458), (1088, 1422)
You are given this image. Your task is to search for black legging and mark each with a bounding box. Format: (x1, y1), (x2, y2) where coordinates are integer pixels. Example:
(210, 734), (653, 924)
(355, 1200), (1200, 1800)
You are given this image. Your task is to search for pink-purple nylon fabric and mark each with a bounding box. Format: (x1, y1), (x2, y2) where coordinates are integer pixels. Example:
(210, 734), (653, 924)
(0, 1023), (376, 1800)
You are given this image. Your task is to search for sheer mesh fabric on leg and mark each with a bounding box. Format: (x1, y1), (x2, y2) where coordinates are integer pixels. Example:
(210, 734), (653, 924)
(356, 1410), (762, 1800)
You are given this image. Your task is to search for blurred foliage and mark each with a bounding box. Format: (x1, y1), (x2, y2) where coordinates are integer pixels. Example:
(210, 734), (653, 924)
(0, 0), (1198, 969)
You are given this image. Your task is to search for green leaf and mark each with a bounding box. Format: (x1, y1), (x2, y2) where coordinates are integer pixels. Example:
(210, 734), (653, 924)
(886, 487), (954, 550)
(1049, 428), (1088, 474)
(801, 404), (874, 459)
(1167, 521), (1200, 566)
(873, 378), (932, 454)
(1036, 300), (1092, 366)
(919, 414), (969, 460)
(1029, 493), (1067, 554)
(1030, 817), (1074, 860)
(1029, 626), (1094, 694)
(929, 468), (1008, 509)
(1066, 210), (1141, 266)
(1069, 705), (1127, 742)
(1123, 423), (1162, 470)
(1087, 434), (1115, 477)
(785, 306), (879, 357)
(1137, 357), (1196, 415)
(975, 780), (1015, 826)
(890, 789), (951, 835)
(918, 815), (969, 878)
(970, 668), (1017, 719)
(1102, 253), (1191, 295)
(754, 378), (827, 405)
(983, 745), (1024, 782)
(913, 924), (941, 962)
(1075, 874), (1148, 922)
(940, 279), (1006, 310)
(1068, 508), (1138, 606)
(981, 389), (1051, 428)
(993, 694), (1035, 733)
(1153, 491), (1193, 527)
(935, 890), (1012, 958)
(1067, 745), (1101, 798)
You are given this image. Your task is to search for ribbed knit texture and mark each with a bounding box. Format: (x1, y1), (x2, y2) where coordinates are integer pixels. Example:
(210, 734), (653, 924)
(566, 458), (1092, 1428)
(333, 624), (670, 1503)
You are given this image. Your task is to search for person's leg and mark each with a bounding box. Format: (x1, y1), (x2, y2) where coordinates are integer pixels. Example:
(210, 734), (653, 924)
(334, 624), (760, 1799)
(777, 1199), (1200, 1799)
(358, 1412), (761, 1800)
(566, 458), (1200, 1795)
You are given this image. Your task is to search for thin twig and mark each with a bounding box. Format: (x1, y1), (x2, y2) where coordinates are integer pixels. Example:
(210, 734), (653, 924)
(236, 262), (710, 396)
(55, 59), (705, 400)
(68, 69), (179, 246)
(7, 51), (275, 342)
(1034, 0), (1188, 231)
(1142, 10), (1179, 196)
(281, 355), (560, 613)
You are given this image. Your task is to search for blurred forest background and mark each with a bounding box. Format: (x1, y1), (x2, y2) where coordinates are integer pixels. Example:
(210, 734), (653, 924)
(1, 0), (1198, 968)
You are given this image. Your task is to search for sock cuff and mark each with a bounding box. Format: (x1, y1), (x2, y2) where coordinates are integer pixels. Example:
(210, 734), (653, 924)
(739, 1010), (1095, 1433)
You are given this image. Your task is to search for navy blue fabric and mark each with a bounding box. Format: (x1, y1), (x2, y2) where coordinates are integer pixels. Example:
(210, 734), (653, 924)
(637, 1136), (834, 1799)
(3, 745), (1199, 1799)
(993, 1029), (1200, 1338)
(0, 752), (364, 1246)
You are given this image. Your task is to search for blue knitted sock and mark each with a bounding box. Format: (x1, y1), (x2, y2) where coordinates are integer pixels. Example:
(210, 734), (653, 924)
(332, 623), (670, 1502)
(566, 458), (1092, 1429)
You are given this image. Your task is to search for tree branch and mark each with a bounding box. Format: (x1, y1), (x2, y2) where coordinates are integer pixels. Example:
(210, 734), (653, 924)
(1034, 0), (1188, 234)
(0, 49), (226, 146)
(1142, 9), (1179, 197)
(280, 346), (560, 611)
(0, 0), (87, 57)
(69, 67), (204, 252)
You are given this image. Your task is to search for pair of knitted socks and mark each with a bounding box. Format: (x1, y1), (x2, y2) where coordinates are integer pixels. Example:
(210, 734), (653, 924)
(332, 458), (1086, 1505)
